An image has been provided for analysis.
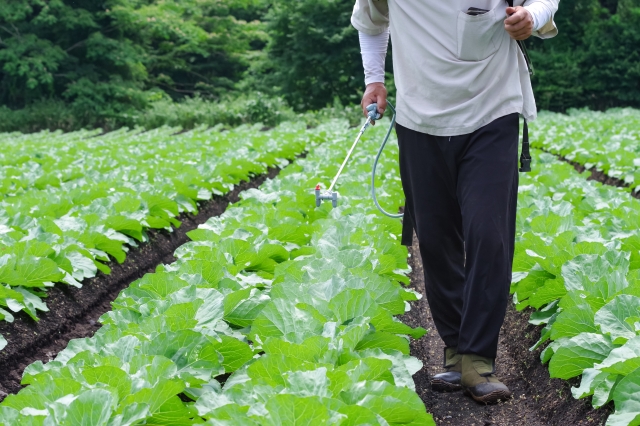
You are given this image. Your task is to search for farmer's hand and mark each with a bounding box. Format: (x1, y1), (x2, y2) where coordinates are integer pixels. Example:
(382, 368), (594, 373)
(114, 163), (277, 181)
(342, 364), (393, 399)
(361, 82), (387, 125)
(505, 6), (534, 40)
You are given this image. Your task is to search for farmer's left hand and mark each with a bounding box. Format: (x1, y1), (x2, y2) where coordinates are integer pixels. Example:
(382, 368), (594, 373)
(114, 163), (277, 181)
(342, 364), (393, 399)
(505, 6), (533, 40)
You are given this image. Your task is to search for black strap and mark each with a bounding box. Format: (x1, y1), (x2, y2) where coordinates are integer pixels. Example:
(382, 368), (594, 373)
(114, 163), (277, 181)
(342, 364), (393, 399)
(519, 119), (531, 172)
(401, 205), (414, 246)
(506, 0), (533, 172)
(506, 0), (534, 75)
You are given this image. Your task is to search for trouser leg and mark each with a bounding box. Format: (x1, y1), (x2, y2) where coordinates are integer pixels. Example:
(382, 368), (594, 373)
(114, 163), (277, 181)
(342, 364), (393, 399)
(397, 114), (519, 359)
(397, 123), (465, 349)
(456, 114), (519, 358)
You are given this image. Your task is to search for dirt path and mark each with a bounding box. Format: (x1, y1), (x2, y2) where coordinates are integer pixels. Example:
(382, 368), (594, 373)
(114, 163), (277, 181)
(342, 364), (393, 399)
(402, 237), (611, 426)
(0, 167), (282, 401)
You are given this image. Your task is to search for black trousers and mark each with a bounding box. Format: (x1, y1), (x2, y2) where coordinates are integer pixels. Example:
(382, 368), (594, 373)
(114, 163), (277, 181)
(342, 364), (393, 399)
(398, 113), (519, 359)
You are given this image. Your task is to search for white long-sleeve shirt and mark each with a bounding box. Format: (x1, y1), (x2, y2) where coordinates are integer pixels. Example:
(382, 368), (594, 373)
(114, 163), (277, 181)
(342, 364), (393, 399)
(360, 3), (555, 85)
(352, 0), (559, 136)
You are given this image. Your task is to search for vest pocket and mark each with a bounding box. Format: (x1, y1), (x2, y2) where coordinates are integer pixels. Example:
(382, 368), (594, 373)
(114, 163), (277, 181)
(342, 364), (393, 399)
(456, 9), (504, 61)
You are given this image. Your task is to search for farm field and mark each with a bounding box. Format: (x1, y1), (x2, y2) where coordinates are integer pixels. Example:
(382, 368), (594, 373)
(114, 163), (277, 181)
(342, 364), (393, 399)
(530, 109), (640, 192)
(0, 123), (319, 350)
(0, 119), (436, 424)
(0, 110), (638, 425)
(514, 150), (640, 425)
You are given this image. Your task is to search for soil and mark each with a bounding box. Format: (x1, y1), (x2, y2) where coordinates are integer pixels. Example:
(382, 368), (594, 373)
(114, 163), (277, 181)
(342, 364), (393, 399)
(540, 148), (640, 200)
(401, 236), (612, 426)
(0, 166), (283, 402)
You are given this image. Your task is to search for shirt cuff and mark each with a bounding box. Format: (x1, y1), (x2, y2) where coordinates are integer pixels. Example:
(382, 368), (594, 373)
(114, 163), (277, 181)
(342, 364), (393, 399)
(524, 2), (553, 32)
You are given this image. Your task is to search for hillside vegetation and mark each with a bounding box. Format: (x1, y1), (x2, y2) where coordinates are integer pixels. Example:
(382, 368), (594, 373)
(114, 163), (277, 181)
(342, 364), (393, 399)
(0, 0), (638, 132)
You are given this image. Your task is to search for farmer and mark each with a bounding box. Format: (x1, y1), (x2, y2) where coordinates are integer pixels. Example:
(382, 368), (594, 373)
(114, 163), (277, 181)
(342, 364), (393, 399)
(352, 0), (559, 404)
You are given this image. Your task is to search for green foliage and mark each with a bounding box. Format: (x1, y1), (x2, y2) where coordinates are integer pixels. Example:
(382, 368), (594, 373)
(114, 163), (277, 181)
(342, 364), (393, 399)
(129, 93), (297, 130)
(0, 117), (434, 425)
(528, 0), (640, 111)
(529, 109), (640, 188)
(509, 111), (640, 422)
(0, 119), (317, 337)
(0, 0), (265, 127)
(256, 0), (375, 111)
(0, 94), (365, 133)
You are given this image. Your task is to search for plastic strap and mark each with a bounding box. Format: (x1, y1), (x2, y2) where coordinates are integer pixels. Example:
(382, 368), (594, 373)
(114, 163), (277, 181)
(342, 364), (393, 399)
(505, 0), (534, 75)
(519, 118), (531, 172)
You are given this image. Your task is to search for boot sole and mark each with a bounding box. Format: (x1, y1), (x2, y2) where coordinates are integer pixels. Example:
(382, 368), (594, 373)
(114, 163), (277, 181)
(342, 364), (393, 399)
(463, 388), (512, 404)
(431, 379), (462, 392)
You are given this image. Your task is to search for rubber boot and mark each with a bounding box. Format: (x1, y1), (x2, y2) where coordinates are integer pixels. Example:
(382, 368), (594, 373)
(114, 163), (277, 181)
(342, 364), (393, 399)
(461, 354), (512, 404)
(431, 347), (462, 392)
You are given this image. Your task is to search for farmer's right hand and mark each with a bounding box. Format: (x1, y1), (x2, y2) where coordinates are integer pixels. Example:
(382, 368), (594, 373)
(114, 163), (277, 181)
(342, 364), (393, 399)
(361, 82), (387, 125)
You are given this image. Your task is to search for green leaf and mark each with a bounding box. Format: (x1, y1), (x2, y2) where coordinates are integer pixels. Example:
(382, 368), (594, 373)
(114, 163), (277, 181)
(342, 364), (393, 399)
(548, 333), (614, 379)
(202, 403), (260, 425)
(339, 381), (434, 425)
(355, 332), (410, 355)
(262, 336), (330, 363)
(525, 278), (567, 309)
(329, 358), (395, 395)
(621, 235), (640, 270)
(106, 216), (144, 241)
(285, 367), (333, 398)
(120, 379), (184, 415)
(594, 295), (640, 344)
(606, 367), (640, 426)
(328, 289), (377, 324)
(81, 366), (132, 400)
(591, 372), (620, 408)
(109, 403), (151, 426)
(339, 348), (423, 390)
(549, 301), (597, 340)
(145, 395), (196, 425)
(66, 250), (97, 281)
(370, 310), (427, 340)
(210, 335), (254, 373)
(137, 272), (189, 298)
(268, 224), (311, 246)
(595, 335), (640, 376)
(0, 407), (20, 426)
(13, 287), (49, 321)
(2, 377), (82, 411)
(177, 260), (225, 288)
(571, 368), (609, 399)
(56, 389), (115, 426)
(337, 405), (383, 426)
(251, 298), (325, 344)
(14, 256), (65, 287)
(264, 394), (335, 425)
(561, 253), (629, 300)
(223, 287), (269, 328)
(530, 213), (572, 236)
(246, 354), (310, 387)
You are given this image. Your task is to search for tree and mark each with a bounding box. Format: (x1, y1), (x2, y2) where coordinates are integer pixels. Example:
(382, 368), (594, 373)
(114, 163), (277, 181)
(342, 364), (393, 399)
(527, 0), (640, 111)
(0, 0), (265, 127)
(259, 0), (367, 111)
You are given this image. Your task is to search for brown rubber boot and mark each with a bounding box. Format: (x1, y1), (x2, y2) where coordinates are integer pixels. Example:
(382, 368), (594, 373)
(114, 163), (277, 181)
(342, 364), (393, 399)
(461, 354), (512, 404)
(431, 347), (462, 392)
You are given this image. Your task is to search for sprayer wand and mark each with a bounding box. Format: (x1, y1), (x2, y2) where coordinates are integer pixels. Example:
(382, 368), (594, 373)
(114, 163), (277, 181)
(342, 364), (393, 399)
(315, 103), (402, 219)
(315, 104), (380, 208)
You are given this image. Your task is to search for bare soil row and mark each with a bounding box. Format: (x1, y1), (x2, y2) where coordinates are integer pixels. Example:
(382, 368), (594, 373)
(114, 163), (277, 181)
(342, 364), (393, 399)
(540, 148), (640, 200)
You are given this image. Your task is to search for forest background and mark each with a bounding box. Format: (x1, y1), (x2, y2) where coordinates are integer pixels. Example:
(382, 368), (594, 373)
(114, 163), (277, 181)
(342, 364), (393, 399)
(0, 0), (638, 132)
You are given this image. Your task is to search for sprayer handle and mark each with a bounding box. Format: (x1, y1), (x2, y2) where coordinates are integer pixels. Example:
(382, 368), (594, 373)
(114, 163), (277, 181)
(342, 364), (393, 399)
(366, 104), (382, 121)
